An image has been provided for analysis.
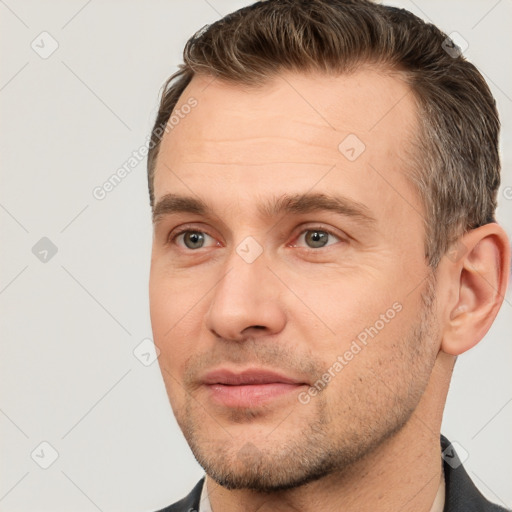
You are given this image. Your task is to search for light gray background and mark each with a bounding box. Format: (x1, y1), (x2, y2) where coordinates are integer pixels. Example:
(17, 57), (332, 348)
(1, 1), (511, 511)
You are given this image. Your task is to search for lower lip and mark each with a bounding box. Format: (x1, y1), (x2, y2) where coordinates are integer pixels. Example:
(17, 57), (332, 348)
(206, 383), (303, 407)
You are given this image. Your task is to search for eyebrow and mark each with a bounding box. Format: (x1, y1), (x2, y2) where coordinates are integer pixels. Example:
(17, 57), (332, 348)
(152, 192), (376, 227)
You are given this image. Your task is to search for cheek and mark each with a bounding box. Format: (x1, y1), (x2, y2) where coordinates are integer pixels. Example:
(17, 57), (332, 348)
(149, 270), (202, 371)
(150, 278), (202, 412)
(314, 303), (431, 425)
(288, 273), (424, 391)
(289, 273), (400, 342)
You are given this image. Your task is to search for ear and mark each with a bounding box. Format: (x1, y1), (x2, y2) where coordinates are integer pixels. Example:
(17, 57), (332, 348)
(440, 223), (510, 356)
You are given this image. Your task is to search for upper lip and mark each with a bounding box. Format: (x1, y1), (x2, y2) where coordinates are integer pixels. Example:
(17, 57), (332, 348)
(201, 368), (306, 386)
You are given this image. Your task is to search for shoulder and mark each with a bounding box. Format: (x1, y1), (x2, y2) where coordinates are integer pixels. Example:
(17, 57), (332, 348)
(153, 478), (204, 512)
(441, 435), (510, 512)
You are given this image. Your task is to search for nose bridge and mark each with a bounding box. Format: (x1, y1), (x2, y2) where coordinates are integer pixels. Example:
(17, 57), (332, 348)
(204, 241), (286, 340)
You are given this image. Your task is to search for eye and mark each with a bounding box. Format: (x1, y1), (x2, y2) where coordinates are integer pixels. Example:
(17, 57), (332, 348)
(173, 230), (217, 250)
(293, 228), (341, 249)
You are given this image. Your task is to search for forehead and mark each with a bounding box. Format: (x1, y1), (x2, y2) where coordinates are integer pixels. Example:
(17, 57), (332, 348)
(154, 69), (420, 225)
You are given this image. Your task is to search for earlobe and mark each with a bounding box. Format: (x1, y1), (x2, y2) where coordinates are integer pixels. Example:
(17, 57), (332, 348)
(440, 223), (510, 356)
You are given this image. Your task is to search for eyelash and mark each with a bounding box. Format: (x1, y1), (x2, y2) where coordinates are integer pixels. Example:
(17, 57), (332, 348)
(168, 225), (344, 250)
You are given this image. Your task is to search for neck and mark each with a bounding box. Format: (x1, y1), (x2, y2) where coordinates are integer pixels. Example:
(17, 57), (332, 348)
(206, 351), (454, 512)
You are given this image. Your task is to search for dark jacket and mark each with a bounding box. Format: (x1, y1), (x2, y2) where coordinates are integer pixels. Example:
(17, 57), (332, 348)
(156, 436), (509, 511)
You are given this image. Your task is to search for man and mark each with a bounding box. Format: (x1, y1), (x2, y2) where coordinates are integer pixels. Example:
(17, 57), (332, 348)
(147, 1), (510, 511)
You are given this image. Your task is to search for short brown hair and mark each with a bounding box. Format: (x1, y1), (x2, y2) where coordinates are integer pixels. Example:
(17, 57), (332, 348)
(147, 0), (500, 267)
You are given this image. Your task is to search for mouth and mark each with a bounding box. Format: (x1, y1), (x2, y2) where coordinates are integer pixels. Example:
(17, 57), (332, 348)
(201, 368), (308, 408)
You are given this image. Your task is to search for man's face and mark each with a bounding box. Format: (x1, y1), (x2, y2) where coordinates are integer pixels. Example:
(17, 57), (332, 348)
(149, 69), (441, 491)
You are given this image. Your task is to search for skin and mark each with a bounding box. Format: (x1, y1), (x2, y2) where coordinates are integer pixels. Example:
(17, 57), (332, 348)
(149, 69), (510, 512)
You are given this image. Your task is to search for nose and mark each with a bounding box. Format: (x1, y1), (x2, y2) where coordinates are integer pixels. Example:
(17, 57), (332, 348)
(204, 246), (287, 342)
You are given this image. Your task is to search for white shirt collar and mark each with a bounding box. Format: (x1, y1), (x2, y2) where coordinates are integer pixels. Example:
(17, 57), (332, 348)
(430, 465), (446, 512)
(198, 477), (213, 512)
